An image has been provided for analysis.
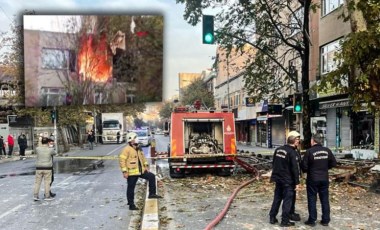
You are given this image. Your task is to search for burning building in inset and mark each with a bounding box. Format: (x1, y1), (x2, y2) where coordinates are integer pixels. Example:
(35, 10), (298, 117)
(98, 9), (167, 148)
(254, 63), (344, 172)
(23, 15), (163, 107)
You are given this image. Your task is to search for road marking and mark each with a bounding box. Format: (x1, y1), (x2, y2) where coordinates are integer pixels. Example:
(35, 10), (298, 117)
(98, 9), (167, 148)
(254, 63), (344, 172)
(55, 175), (74, 187)
(108, 145), (126, 156)
(0, 204), (25, 219)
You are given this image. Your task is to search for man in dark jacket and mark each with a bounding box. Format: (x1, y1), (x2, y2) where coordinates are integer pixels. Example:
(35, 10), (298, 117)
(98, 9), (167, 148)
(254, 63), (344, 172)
(269, 131), (301, 227)
(302, 133), (337, 227)
(18, 133), (28, 160)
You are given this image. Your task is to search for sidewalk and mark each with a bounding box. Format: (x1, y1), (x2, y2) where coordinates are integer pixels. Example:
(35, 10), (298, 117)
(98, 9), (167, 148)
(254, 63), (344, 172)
(0, 149), (34, 163)
(236, 143), (275, 156)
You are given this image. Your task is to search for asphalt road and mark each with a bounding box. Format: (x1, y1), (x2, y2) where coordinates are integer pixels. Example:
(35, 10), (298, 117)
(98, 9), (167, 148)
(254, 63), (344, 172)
(0, 143), (147, 230)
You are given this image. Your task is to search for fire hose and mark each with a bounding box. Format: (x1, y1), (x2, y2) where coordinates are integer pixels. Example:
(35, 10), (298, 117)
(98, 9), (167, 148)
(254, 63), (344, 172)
(204, 176), (258, 230)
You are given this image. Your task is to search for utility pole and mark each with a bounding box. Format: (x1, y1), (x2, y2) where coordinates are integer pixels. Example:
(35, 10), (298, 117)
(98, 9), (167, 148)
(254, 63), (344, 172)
(53, 106), (58, 154)
(93, 107), (97, 144)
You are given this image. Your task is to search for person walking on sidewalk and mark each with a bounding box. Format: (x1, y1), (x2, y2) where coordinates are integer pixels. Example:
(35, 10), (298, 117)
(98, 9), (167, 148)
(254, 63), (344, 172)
(269, 131), (301, 227)
(119, 132), (162, 211)
(302, 133), (337, 227)
(0, 136), (4, 159)
(18, 133), (28, 160)
(33, 137), (55, 201)
(87, 131), (95, 150)
(7, 134), (14, 158)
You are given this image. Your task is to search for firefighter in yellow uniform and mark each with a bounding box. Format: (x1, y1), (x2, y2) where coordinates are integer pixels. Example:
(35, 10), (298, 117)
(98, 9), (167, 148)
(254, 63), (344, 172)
(119, 132), (162, 210)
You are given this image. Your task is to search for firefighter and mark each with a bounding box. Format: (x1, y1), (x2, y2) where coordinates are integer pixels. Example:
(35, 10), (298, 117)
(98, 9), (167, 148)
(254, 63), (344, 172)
(119, 132), (162, 210)
(289, 131), (302, 222)
(269, 131), (301, 227)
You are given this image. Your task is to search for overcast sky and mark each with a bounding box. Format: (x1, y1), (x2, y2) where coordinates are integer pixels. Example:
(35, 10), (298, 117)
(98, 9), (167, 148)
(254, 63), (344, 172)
(0, 0), (217, 101)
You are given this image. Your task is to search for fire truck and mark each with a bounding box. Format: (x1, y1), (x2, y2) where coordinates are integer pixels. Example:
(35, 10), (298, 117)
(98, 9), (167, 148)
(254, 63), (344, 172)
(168, 106), (237, 178)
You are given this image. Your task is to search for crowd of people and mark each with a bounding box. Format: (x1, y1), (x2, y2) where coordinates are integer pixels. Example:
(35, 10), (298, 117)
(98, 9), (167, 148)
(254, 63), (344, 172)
(269, 131), (337, 227)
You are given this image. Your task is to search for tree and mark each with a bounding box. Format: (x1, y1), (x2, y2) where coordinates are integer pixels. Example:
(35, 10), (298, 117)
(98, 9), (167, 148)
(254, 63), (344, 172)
(108, 15), (164, 103)
(177, 0), (314, 147)
(159, 101), (175, 119)
(0, 10), (35, 106)
(181, 78), (214, 109)
(318, 0), (380, 112)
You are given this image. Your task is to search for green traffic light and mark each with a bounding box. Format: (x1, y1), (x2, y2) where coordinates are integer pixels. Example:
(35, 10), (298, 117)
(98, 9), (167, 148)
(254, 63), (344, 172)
(294, 104), (302, 112)
(204, 33), (214, 43)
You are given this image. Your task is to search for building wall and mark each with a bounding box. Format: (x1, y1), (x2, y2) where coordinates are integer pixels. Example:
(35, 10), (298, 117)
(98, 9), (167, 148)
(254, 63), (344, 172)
(24, 30), (74, 107)
(319, 6), (351, 46)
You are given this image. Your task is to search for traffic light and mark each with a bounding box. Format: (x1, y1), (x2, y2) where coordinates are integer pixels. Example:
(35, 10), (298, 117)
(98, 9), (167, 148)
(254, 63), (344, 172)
(50, 110), (58, 123)
(293, 93), (302, 113)
(202, 15), (214, 44)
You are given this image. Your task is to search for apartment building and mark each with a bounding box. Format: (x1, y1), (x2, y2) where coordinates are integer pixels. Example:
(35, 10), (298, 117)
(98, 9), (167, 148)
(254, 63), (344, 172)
(308, 0), (375, 150)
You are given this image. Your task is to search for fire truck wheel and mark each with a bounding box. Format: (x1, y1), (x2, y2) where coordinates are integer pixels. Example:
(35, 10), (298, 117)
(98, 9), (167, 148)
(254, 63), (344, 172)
(169, 166), (185, 178)
(217, 168), (232, 177)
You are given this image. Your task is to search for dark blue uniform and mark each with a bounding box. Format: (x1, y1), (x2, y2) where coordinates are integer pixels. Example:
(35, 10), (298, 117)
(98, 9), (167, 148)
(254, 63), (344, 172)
(269, 145), (300, 224)
(302, 144), (337, 225)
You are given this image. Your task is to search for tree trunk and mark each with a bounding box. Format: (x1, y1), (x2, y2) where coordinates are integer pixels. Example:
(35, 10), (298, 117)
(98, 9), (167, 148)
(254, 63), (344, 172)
(302, 0), (312, 149)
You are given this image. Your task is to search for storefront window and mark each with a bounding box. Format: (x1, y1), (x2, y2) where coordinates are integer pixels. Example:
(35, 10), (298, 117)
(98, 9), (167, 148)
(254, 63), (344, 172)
(352, 112), (374, 149)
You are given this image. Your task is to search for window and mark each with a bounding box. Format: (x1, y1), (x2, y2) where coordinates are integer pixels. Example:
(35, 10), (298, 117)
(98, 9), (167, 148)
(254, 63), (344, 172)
(320, 39), (341, 75)
(40, 87), (66, 106)
(322, 0), (343, 16)
(0, 84), (16, 98)
(235, 93), (240, 106)
(41, 48), (69, 69)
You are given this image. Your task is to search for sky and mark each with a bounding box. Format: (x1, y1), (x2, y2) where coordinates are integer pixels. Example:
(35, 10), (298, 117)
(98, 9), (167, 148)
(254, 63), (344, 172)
(0, 0), (217, 101)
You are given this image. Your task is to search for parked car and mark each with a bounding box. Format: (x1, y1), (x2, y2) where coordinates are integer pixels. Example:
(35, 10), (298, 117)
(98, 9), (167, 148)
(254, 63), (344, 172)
(130, 129), (151, 146)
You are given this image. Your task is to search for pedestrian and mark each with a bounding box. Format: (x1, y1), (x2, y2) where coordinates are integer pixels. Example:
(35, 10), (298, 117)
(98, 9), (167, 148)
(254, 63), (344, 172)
(117, 131), (121, 144)
(7, 134), (14, 158)
(48, 138), (56, 198)
(18, 133), (28, 160)
(119, 132), (162, 210)
(269, 131), (301, 227)
(0, 136), (4, 158)
(302, 133), (337, 227)
(87, 131), (95, 150)
(289, 131), (302, 222)
(33, 137), (55, 201)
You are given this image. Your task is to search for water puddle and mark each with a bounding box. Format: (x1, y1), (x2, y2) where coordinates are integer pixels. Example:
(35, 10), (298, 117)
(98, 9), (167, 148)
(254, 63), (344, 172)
(0, 159), (104, 179)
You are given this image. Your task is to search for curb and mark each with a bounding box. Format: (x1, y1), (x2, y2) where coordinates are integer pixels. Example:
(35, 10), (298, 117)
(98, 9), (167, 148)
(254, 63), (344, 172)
(141, 164), (159, 230)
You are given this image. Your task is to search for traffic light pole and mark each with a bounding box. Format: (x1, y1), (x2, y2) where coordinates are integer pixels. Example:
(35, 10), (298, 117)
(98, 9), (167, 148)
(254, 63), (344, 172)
(53, 106), (58, 154)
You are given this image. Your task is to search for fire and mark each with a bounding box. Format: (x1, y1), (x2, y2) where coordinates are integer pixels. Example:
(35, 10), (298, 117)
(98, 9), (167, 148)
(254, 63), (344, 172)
(77, 33), (112, 82)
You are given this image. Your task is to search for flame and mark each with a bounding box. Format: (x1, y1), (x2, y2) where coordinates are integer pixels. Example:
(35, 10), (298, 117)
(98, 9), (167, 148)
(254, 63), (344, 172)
(77, 33), (112, 82)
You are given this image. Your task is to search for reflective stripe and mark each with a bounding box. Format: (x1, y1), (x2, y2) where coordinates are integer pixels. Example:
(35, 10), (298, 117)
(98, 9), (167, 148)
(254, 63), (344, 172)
(119, 154), (127, 159)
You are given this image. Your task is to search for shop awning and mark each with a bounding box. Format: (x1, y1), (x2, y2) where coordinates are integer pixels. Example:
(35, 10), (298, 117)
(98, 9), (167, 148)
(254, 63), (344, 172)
(256, 114), (282, 121)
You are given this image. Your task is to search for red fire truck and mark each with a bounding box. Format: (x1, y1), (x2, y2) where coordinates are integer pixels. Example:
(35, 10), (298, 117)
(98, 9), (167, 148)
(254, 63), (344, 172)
(168, 106), (237, 178)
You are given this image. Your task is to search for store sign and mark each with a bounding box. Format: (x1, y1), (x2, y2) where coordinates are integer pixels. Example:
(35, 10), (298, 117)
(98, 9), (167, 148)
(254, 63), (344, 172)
(319, 100), (350, 110)
(245, 97), (255, 107)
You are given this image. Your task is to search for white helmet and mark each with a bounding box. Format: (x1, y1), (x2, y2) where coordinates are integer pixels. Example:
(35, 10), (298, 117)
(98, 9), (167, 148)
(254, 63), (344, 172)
(127, 132), (137, 142)
(287, 131), (301, 138)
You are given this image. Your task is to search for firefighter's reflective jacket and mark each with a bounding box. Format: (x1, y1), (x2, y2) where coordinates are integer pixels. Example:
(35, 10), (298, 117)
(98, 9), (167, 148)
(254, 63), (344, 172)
(119, 145), (149, 176)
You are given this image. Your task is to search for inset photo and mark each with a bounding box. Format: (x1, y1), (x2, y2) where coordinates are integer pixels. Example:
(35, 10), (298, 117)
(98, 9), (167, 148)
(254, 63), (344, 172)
(24, 14), (163, 107)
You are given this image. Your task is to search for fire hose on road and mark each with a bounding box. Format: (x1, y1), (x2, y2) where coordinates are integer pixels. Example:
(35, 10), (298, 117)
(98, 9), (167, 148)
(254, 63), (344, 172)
(204, 177), (258, 230)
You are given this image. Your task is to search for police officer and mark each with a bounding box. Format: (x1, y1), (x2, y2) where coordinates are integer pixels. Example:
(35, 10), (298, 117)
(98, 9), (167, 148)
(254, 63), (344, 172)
(269, 131), (301, 227)
(119, 132), (162, 210)
(302, 133), (337, 227)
